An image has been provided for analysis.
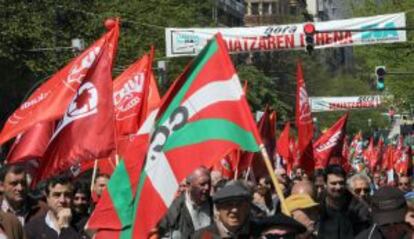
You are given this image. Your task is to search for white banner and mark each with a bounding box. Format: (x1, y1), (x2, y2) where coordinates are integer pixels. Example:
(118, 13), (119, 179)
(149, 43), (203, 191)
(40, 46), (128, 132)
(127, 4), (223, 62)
(310, 96), (383, 112)
(166, 13), (406, 57)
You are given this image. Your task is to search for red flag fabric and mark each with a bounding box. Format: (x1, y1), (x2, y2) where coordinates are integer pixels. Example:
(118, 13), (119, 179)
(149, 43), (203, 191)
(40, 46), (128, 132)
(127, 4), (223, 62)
(395, 146), (410, 175)
(342, 135), (350, 160)
(6, 122), (55, 165)
(277, 122), (291, 161)
(244, 107), (275, 179)
(33, 22), (120, 184)
(0, 24), (119, 146)
(113, 48), (160, 137)
(363, 137), (376, 171)
(295, 61), (314, 173)
(78, 155), (117, 176)
(313, 113), (348, 169)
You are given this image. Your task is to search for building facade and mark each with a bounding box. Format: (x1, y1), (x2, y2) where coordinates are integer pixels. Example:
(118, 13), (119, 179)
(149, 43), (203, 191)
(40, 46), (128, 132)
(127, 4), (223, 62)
(213, 0), (245, 26)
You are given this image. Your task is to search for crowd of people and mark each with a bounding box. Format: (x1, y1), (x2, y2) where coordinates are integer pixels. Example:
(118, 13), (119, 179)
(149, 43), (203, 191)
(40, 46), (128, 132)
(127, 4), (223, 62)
(154, 164), (414, 239)
(0, 164), (109, 239)
(0, 160), (413, 238)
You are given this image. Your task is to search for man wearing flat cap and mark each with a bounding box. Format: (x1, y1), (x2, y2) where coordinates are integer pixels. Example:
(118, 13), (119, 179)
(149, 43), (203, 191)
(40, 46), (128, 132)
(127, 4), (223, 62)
(193, 180), (306, 238)
(356, 186), (413, 239)
(193, 180), (252, 238)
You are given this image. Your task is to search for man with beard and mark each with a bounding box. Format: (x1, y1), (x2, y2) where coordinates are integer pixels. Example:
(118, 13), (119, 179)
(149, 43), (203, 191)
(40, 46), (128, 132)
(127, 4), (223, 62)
(157, 166), (212, 238)
(318, 165), (371, 239)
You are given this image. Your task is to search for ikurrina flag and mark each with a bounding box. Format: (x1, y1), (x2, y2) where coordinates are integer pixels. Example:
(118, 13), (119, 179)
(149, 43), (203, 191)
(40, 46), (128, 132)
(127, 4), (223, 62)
(0, 20), (119, 146)
(33, 21), (120, 184)
(132, 33), (262, 238)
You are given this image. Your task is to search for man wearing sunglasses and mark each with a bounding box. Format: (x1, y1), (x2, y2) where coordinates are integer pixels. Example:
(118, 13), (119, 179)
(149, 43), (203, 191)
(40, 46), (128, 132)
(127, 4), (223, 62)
(398, 175), (411, 193)
(348, 173), (371, 203)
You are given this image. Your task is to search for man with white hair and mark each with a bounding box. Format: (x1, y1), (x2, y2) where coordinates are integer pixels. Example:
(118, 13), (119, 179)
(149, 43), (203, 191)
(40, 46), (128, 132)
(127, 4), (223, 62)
(157, 166), (212, 239)
(347, 173), (371, 203)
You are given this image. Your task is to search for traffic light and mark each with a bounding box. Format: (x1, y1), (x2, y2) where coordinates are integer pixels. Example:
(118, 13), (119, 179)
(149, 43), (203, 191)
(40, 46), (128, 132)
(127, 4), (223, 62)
(375, 66), (386, 91)
(303, 23), (316, 54)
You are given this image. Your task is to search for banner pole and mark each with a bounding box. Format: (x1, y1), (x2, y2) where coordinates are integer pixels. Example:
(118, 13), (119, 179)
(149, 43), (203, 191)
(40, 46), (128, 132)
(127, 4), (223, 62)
(90, 159), (98, 192)
(259, 144), (290, 216)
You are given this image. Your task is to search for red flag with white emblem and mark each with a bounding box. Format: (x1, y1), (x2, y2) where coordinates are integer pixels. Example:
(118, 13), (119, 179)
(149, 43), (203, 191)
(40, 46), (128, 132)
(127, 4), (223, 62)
(0, 22), (119, 146)
(33, 21), (120, 184)
(295, 61), (314, 173)
(313, 113), (348, 169)
(113, 48), (160, 137)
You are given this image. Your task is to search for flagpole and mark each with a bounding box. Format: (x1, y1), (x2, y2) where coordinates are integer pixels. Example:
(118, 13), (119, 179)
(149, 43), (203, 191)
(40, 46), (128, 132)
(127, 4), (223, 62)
(115, 154), (119, 166)
(259, 144), (291, 216)
(90, 159), (98, 192)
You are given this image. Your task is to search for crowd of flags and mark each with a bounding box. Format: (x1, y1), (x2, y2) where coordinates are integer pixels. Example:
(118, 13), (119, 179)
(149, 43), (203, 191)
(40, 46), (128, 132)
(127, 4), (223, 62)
(0, 19), (412, 238)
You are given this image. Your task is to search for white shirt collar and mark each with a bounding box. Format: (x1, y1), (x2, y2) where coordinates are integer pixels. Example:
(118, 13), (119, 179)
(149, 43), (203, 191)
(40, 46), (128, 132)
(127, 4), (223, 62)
(45, 211), (61, 235)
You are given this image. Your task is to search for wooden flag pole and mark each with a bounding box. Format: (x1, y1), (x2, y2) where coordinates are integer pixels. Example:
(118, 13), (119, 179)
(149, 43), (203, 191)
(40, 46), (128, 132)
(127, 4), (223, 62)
(90, 159), (98, 192)
(115, 154), (120, 166)
(259, 144), (290, 216)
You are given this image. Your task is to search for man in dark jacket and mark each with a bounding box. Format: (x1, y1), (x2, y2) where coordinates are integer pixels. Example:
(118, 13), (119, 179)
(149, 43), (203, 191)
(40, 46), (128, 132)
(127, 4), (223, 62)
(318, 164), (371, 239)
(24, 176), (81, 239)
(158, 166), (212, 238)
(194, 180), (306, 238)
(194, 180), (253, 238)
(0, 164), (47, 225)
(356, 186), (413, 239)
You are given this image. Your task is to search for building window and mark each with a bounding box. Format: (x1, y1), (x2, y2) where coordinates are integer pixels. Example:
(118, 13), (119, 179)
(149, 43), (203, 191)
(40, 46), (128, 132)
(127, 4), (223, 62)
(263, 3), (270, 15)
(251, 2), (259, 15)
(289, 6), (297, 15)
(271, 2), (278, 14)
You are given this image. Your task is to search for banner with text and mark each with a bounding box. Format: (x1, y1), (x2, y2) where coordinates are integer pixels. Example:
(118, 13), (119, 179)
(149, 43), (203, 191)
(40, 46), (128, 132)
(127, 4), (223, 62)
(310, 96), (383, 112)
(166, 12), (406, 57)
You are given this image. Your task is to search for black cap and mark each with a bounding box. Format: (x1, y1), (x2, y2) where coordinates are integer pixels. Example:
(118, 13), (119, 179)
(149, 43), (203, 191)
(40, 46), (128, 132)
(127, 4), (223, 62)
(212, 180), (251, 204)
(252, 214), (307, 235)
(371, 186), (407, 226)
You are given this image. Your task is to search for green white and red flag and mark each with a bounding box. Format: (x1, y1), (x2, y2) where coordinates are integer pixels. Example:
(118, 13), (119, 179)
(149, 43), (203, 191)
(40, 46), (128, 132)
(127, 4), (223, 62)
(131, 33), (262, 238)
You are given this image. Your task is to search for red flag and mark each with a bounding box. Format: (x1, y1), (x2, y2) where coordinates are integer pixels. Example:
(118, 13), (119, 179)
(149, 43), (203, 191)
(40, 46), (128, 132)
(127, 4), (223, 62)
(244, 107), (275, 179)
(295, 61), (314, 173)
(6, 122), (55, 165)
(78, 155), (117, 176)
(0, 23), (119, 146)
(395, 146), (410, 175)
(33, 21), (120, 184)
(277, 122), (291, 162)
(363, 137), (377, 171)
(313, 113), (348, 169)
(288, 138), (298, 175)
(342, 135), (350, 160)
(113, 48), (160, 137)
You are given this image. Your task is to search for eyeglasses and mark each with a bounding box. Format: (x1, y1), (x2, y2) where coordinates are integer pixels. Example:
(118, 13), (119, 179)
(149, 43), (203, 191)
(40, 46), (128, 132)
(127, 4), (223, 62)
(354, 188), (370, 194)
(399, 182), (410, 186)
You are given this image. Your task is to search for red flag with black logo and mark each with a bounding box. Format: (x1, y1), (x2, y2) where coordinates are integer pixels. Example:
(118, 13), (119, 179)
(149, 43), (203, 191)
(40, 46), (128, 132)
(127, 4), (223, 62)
(33, 21), (120, 184)
(313, 113), (348, 169)
(295, 61), (314, 173)
(113, 48), (160, 137)
(0, 22), (120, 146)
